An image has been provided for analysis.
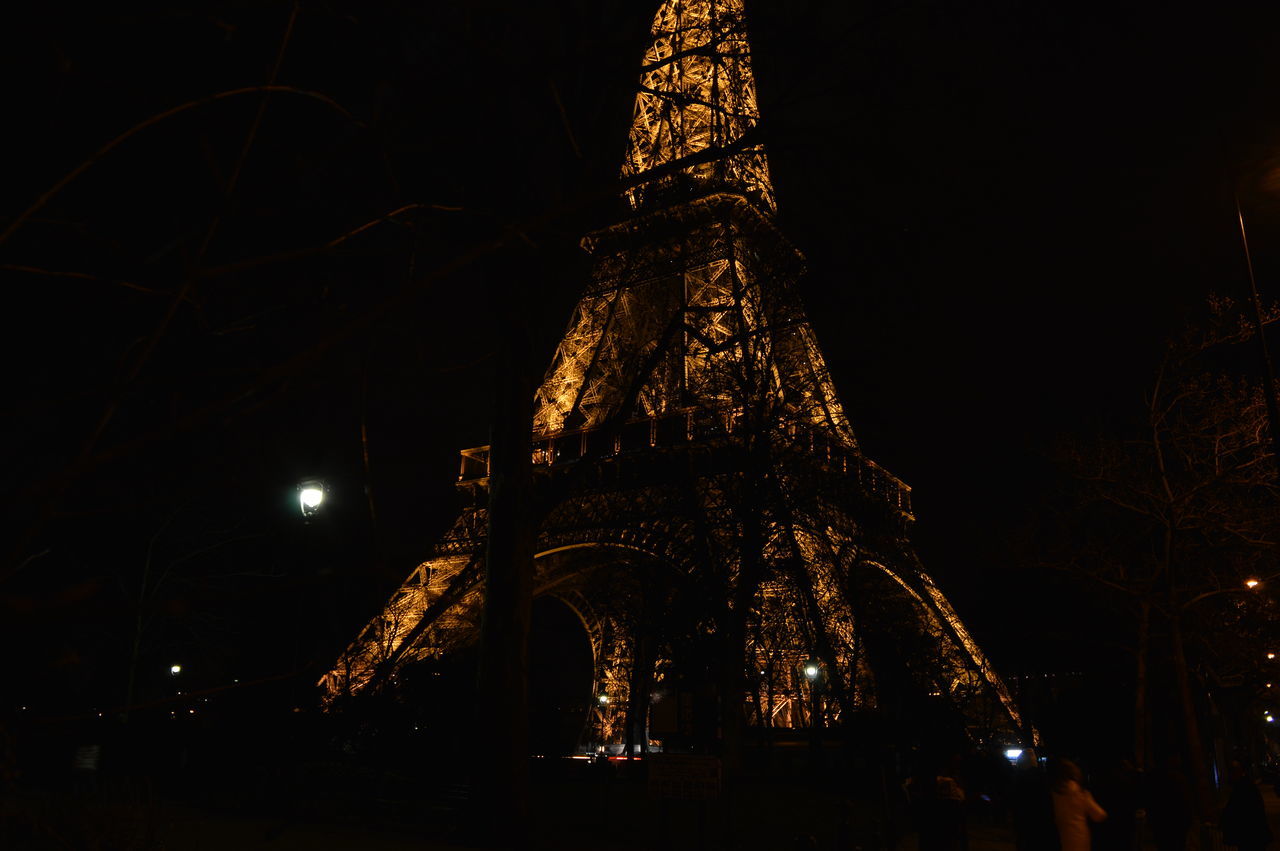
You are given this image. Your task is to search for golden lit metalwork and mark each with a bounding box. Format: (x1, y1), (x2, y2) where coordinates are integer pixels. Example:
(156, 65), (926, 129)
(323, 0), (1024, 747)
(622, 0), (774, 212)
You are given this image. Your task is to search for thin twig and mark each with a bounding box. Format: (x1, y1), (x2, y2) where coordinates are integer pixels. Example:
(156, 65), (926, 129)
(1, 84), (356, 246)
(1, 263), (193, 301)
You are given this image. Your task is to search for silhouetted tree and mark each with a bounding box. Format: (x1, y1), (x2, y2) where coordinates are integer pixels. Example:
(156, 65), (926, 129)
(1051, 296), (1280, 820)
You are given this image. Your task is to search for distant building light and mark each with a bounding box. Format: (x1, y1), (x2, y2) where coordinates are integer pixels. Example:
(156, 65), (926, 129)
(1004, 748), (1024, 763)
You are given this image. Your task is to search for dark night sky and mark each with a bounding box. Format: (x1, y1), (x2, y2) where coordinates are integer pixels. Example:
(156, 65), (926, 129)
(5, 0), (1280, 712)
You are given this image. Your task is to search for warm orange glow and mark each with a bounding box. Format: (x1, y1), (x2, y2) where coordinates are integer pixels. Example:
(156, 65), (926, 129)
(621, 0), (774, 211)
(1246, 578), (1261, 589)
(318, 0), (1027, 751)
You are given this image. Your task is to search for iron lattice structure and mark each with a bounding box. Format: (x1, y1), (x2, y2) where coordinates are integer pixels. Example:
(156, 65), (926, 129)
(323, 0), (1025, 747)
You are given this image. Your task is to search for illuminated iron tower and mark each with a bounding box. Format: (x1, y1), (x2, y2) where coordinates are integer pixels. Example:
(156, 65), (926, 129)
(323, 0), (1025, 747)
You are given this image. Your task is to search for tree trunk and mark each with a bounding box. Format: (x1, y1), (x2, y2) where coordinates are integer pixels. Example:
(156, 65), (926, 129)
(1135, 598), (1150, 771)
(1169, 612), (1214, 824)
(627, 622), (653, 760)
(473, 273), (535, 846)
(720, 440), (770, 779)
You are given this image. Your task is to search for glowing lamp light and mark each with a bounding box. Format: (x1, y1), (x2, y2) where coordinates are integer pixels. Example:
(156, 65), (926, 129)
(170, 664), (182, 675)
(1269, 653), (1277, 661)
(1004, 748), (1024, 763)
(598, 694), (609, 705)
(1246, 578), (1261, 589)
(1267, 715), (1275, 724)
(803, 662), (820, 681)
(298, 479), (326, 519)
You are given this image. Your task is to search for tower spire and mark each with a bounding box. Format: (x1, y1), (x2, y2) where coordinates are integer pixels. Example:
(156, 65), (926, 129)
(621, 0), (775, 212)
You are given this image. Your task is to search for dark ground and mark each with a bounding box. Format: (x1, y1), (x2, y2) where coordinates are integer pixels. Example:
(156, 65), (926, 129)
(6, 757), (1280, 850)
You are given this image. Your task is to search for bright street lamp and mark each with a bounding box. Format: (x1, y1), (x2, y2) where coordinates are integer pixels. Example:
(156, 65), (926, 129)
(298, 479), (326, 519)
(170, 664), (182, 676)
(1246, 578), (1261, 589)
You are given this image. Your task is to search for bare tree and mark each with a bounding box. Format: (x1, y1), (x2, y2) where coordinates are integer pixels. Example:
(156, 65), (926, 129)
(1053, 296), (1280, 819)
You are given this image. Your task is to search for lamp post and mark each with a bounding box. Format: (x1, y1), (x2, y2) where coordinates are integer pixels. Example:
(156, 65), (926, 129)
(596, 694), (610, 755)
(803, 658), (823, 770)
(1234, 197), (1280, 479)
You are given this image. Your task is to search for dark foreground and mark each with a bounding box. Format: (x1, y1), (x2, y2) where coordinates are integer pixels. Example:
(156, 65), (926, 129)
(5, 763), (1280, 850)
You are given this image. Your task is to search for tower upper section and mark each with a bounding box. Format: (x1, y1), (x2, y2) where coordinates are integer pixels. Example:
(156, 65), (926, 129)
(621, 0), (775, 213)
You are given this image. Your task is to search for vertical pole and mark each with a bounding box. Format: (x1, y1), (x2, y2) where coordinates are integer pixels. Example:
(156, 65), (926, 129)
(1236, 197), (1280, 477)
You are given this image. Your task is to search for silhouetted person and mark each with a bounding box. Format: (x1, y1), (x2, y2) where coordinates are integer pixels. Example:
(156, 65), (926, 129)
(910, 753), (967, 851)
(1092, 756), (1140, 851)
(1147, 754), (1193, 851)
(1052, 758), (1106, 851)
(1220, 761), (1272, 851)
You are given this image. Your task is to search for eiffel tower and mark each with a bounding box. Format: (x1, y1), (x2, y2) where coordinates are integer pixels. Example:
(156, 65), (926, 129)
(323, 0), (1026, 749)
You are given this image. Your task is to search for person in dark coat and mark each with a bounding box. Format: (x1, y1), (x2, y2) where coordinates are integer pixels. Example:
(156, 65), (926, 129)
(1147, 753), (1194, 851)
(1091, 756), (1140, 851)
(908, 753), (967, 851)
(1011, 748), (1058, 851)
(1220, 761), (1273, 851)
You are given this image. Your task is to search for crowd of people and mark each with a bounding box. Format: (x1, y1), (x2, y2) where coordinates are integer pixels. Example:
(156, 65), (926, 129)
(904, 749), (1275, 850)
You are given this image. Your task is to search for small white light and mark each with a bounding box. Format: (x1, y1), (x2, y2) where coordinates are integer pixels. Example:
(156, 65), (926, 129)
(804, 665), (819, 679)
(1005, 748), (1023, 762)
(1267, 715), (1275, 723)
(170, 664), (182, 675)
(1269, 653), (1276, 661)
(598, 694), (609, 704)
